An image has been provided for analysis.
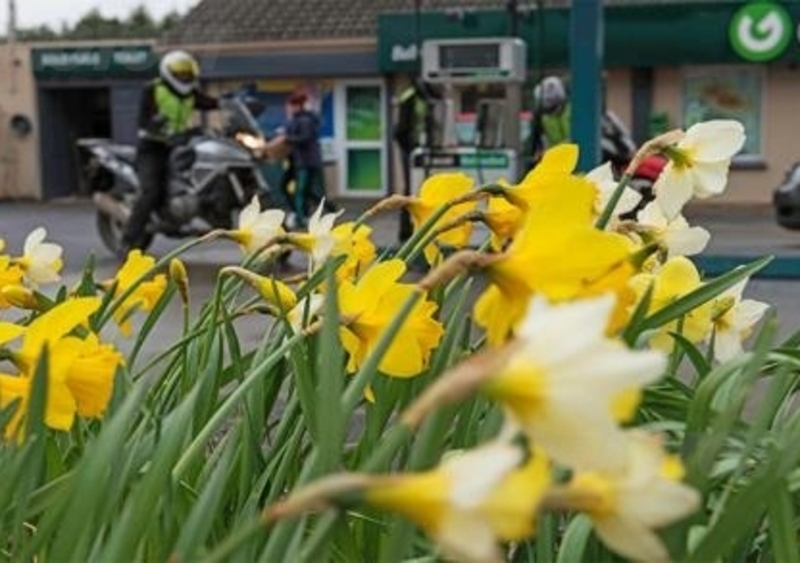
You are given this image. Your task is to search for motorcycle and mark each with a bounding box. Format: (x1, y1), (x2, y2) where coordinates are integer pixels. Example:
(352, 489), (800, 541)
(77, 95), (271, 257)
(772, 162), (800, 230)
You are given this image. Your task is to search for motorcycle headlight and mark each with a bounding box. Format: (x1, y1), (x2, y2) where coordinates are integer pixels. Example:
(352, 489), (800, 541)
(236, 132), (266, 154)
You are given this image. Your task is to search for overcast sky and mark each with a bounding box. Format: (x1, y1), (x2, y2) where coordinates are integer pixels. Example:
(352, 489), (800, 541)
(0, 0), (199, 30)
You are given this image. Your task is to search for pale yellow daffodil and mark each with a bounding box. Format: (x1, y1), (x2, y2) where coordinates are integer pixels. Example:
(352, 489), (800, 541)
(564, 431), (700, 563)
(222, 266), (298, 313)
(654, 120), (745, 219)
(708, 278), (769, 363)
(482, 295), (666, 472)
(338, 260), (443, 378)
(15, 227), (63, 286)
(587, 162), (642, 220)
(408, 172), (477, 265)
(229, 195), (286, 255)
(290, 200), (344, 270)
(636, 201), (710, 259)
(365, 441), (551, 563)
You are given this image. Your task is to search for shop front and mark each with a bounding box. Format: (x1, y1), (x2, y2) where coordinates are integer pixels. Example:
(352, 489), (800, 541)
(32, 44), (158, 199)
(378, 1), (800, 206)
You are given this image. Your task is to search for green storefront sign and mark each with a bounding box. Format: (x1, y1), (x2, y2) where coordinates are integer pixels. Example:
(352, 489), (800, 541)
(379, 1), (800, 73)
(32, 46), (158, 79)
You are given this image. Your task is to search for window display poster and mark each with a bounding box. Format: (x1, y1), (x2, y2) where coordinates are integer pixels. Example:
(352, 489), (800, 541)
(683, 69), (761, 156)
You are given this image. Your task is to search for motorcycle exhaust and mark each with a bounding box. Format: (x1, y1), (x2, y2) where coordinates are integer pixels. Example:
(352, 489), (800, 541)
(93, 192), (131, 223)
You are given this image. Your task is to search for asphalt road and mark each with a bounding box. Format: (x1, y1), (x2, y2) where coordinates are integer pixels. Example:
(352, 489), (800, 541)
(0, 198), (798, 358)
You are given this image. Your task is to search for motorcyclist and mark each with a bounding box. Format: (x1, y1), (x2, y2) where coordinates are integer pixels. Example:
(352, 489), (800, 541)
(120, 50), (219, 253)
(530, 75), (636, 171)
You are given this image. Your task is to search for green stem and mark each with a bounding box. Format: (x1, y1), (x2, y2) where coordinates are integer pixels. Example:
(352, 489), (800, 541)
(595, 172), (632, 230)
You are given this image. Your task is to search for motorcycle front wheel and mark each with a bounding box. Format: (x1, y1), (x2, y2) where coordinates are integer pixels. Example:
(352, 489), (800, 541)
(97, 210), (153, 259)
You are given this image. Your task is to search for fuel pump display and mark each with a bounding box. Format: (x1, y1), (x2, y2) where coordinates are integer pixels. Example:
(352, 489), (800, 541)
(410, 37), (527, 192)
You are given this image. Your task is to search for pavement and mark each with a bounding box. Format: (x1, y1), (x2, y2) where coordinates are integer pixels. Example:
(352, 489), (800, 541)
(2, 196), (800, 280)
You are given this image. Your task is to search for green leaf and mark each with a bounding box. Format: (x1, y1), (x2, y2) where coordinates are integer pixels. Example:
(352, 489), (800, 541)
(766, 482), (800, 563)
(555, 515), (594, 563)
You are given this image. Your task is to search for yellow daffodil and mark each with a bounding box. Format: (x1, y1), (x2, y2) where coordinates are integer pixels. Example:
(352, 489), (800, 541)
(50, 333), (123, 419)
(331, 222), (376, 282)
(0, 370), (76, 438)
(629, 256), (713, 351)
(0, 297), (105, 438)
(586, 161), (642, 220)
(635, 201), (710, 259)
(407, 173), (477, 265)
(338, 260), (443, 378)
(484, 194), (524, 250)
(108, 250), (167, 337)
(222, 266), (298, 312)
(482, 295), (666, 472)
(228, 195), (286, 255)
(708, 278), (769, 363)
(563, 432), (700, 563)
(0, 255), (24, 309)
(654, 120), (745, 219)
(474, 186), (635, 345)
(365, 441), (551, 563)
(503, 144), (583, 212)
(15, 227), (63, 286)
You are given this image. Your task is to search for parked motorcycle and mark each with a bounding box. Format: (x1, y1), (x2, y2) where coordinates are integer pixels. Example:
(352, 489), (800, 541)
(772, 162), (800, 230)
(77, 95), (271, 257)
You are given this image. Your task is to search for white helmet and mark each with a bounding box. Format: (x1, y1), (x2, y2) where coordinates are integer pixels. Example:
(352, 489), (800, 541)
(159, 50), (200, 96)
(533, 76), (567, 112)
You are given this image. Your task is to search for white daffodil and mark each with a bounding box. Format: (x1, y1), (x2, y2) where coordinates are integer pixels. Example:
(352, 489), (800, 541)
(482, 295), (667, 473)
(287, 293), (325, 334)
(636, 201), (710, 258)
(565, 431), (700, 563)
(709, 278), (770, 363)
(17, 227), (63, 285)
(291, 200), (344, 270)
(587, 162), (642, 219)
(365, 440), (550, 563)
(654, 120), (745, 219)
(230, 196), (286, 255)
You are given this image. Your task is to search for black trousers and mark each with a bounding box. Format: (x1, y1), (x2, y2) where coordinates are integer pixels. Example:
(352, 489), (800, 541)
(123, 141), (170, 248)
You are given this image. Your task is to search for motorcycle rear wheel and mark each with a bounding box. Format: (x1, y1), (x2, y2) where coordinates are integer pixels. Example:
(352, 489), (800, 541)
(97, 210), (153, 259)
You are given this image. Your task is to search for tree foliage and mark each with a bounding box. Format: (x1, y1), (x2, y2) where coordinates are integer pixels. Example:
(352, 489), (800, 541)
(6, 4), (183, 42)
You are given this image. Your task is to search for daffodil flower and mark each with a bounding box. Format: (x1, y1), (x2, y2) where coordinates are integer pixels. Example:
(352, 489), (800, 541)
(636, 201), (710, 259)
(107, 250), (167, 337)
(407, 173), (477, 265)
(654, 120), (745, 219)
(228, 195), (286, 255)
(563, 431), (700, 563)
(222, 266), (298, 312)
(482, 295), (665, 472)
(290, 201), (344, 270)
(708, 278), (769, 362)
(484, 194), (524, 251)
(629, 256), (713, 351)
(365, 441), (550, 563)
(0, 254), (24, 309)
(474, 184), (635, 345)
(338, 260), (443, 378)
(587, 162), (642, 220)
(503, 144), (584, 212)
(15, 227), (63, 286)
(331, 222), (376, 282)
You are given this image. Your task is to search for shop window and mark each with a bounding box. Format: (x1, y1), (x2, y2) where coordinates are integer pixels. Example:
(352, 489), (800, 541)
(336, 82), (386, 195)
(682, 67), (763, 162)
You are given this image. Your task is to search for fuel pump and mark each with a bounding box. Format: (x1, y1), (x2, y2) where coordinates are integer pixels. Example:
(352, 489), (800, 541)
(410, 37), (527, 191)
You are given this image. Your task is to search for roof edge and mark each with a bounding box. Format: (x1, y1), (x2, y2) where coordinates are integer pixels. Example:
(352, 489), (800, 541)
(158, 36), (376, 54)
